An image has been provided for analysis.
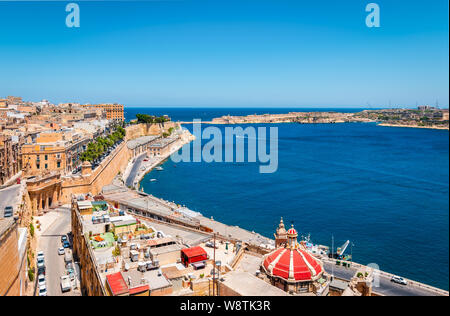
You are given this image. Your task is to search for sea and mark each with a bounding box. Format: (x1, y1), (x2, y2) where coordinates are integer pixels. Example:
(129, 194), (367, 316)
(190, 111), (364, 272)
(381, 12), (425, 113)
(125, 107), (449, 290)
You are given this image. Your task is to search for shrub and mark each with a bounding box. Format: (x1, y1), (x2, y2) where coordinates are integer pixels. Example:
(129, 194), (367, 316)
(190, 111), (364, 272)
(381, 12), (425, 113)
(28, 269), (35, 282)
(112, 245), (121, 257)
(29, 223), (34, 238)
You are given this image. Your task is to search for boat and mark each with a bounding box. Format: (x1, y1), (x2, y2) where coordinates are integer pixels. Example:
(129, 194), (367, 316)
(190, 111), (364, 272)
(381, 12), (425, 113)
(150, 179), (157, 182)
(155, 167), (164, 171)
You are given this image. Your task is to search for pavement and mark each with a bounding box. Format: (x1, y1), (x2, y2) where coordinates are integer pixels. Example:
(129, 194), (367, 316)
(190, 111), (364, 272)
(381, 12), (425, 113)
(0, 184), (21, 217)
(36, 206), (81, 296)
(323, 261), (357, 281)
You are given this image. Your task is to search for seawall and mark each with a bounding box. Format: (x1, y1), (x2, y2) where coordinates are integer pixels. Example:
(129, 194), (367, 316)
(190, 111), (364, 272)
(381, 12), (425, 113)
(59, 122), (179, 203)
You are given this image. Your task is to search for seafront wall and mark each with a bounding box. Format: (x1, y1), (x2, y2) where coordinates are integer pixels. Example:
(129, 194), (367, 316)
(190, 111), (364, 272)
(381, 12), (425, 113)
(60, 141), (130, 202)
(128, 130), (194, 190)
(60, 123), (179, 203)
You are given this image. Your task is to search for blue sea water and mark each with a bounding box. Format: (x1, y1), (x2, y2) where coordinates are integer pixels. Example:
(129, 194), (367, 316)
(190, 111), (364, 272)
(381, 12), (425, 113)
(127, 107), (449, 290)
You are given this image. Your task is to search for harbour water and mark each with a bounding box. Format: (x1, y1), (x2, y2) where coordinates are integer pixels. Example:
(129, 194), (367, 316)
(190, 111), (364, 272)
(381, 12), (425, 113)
(127, 107), (449, 290)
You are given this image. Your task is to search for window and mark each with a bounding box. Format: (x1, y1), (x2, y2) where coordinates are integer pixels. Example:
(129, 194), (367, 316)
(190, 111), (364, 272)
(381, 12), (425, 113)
(45, 155), (48, 161)
(36, 163), (40, 169)
(57, 161), (61, 168)
(45, 164), (48, 169)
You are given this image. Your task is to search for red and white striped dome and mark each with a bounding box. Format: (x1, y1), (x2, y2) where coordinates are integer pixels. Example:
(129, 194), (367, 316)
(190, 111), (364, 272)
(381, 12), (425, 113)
(287, 227), (298, 236)
(262, 247), (323, 282)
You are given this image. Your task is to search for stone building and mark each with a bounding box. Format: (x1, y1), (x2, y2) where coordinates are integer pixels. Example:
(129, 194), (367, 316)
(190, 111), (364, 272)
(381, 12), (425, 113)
(21, 132), (90, 177)
(127, 135), (160, 157)
(71, 198), (108, 296)
(26, 172), (62, 213)
(0, 134), (21, 185)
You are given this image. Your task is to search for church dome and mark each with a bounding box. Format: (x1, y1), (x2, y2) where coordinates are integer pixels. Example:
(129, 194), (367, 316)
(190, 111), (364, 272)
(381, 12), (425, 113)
(263, 223), (323, 283)
(262, 247), (323, 282)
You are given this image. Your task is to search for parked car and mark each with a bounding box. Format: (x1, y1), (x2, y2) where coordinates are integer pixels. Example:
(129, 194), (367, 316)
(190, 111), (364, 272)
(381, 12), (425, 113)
(61, 235), (67, 243)
(63, 241), (70, 249)
(205, 241), (218, 249)
(38, 284), (47, 296)
(3, 206), (13, 218)
(68, 269), (76, 281)
(66, 262), (74, 274)
(37, 257), (45, 269)
(64, 251), (73, 264)
(58, 247), (65, 256)
(37, 251), (45, 261)
(391, 276), (408, 285)
(38, 274), (46, 287)
(60, 275), (71, 293)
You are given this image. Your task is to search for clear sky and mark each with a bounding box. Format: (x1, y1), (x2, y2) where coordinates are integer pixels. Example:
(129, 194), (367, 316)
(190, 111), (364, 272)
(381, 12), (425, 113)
(0, 0), (448, 108)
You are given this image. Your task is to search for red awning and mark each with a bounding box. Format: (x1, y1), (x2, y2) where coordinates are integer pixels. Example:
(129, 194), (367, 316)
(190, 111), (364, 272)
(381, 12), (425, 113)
(181, 246), (207, 258)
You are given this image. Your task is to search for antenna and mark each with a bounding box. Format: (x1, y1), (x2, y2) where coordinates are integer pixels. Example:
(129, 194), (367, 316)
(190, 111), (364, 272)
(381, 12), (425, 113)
(331, 234), (334, 281)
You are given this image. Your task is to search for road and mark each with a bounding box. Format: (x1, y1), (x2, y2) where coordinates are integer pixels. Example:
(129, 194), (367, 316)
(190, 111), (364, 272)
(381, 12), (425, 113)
(125, 154), (145, 187)
(38, 207), (80, 296)
(323, 261), (356, 281)
(374, 275), (445, 296)
(323, 260), (445, 296)
(0, 184), (21, 217)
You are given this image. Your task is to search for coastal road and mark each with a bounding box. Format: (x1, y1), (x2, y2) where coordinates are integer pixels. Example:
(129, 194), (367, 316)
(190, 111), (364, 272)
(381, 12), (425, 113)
(373, 275), (445, 296)
(324, 261), (445, 296)
(125, 154), (145, 187)
(38, 207), (80, 296)
(0, 184), (21, 217)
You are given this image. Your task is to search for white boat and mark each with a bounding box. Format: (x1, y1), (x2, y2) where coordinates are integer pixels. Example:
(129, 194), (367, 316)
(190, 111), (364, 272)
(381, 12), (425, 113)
(150, 179), (157, 182)
(155, 166), (163, 171)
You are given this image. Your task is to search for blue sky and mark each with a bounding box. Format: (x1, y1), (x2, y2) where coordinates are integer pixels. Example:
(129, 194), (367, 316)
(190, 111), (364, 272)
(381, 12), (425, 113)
(0, 0), (448, 108)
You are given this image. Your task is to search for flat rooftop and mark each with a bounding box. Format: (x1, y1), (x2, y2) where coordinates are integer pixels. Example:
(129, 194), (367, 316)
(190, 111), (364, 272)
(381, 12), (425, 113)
(145, 221), (210, 246)
(197, 216), (274, 248)
(127, 135), (159, 150)
(103, 190), (200, 226)
(150, 243), (183, 256)
(122, 269), (172, 291)
(149, 137), (178, 148)
(221, 271), (288, 296)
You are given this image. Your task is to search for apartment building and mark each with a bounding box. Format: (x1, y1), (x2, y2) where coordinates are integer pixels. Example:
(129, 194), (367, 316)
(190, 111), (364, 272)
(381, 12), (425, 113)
(21, 131), (90, 177)
(81, 103), (124, 122)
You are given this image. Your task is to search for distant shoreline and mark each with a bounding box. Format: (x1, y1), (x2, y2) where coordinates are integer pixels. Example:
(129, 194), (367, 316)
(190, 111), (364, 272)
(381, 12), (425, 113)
(377, 123), (449, 131)
(177, 120), (450, 131)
